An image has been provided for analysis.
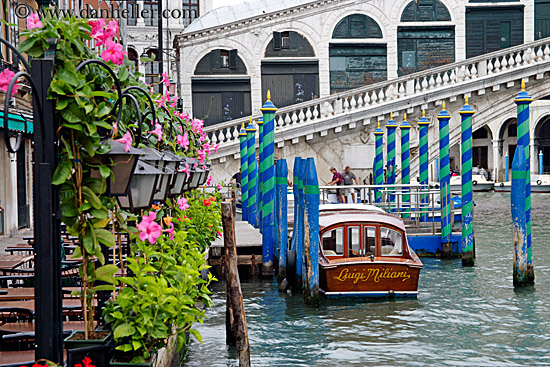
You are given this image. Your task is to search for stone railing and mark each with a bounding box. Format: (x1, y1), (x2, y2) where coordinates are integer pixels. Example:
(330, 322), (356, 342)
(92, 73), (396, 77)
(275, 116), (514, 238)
(205, 36), (550, 151)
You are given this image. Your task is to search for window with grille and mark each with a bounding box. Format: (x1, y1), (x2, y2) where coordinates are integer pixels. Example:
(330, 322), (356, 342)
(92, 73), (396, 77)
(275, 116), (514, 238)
(144, 0), (158, 26)
(183, 0), (199, 27)
(127, 0), (137, 26)
(281, 32), (290, 49)
(220, 50), (230, 68)
(145, 49), (160, 93)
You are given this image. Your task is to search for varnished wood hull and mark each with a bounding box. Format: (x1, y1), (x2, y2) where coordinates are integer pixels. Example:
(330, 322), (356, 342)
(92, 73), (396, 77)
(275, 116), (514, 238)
(320, 261), (421, 299)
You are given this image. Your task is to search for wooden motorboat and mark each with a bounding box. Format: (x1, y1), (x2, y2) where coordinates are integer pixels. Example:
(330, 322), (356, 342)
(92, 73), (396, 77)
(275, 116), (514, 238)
(319, 206), (423, 298)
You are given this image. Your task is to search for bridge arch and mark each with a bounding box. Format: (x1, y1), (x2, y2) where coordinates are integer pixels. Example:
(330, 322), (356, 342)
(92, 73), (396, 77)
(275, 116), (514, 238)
(534, 114), (550, 174)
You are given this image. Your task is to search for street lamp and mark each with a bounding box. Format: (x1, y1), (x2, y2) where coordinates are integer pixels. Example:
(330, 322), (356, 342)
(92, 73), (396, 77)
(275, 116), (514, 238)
(117, 160), (162, 212)
(90, 140), (142, 196)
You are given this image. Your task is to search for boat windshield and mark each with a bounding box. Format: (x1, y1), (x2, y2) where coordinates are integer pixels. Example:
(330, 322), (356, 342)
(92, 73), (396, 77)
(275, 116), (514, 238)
(322, 227), (344, 256)
(380, 227), (403, 256)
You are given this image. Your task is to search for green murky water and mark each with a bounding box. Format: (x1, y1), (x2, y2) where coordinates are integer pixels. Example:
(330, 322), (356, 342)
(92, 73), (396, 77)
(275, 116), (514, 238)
(183, 192), (550, 366)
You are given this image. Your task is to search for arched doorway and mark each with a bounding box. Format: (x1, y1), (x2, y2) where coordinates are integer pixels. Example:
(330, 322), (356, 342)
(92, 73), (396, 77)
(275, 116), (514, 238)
(191, 49), (251, 126)
(397, 0), (454, 76)
(535, 115), (550, 173)
(472, 126), (493, 170)
(498, 117), (517, 179)
(329, 14), (386, 93)
(261, 31), (318, 108)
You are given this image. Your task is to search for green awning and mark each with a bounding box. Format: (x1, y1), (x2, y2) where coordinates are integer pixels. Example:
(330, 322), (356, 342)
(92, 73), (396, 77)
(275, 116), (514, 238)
(0, 110), (33, 134)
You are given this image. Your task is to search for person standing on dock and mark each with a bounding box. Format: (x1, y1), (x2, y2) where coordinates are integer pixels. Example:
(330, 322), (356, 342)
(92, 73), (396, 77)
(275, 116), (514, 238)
(327, 167), (344, 203)
(342, 166), (359, 203)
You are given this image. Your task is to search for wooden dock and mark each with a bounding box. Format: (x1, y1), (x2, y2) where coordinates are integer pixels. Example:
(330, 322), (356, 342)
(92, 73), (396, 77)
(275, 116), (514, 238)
(208, 221), (263, 276)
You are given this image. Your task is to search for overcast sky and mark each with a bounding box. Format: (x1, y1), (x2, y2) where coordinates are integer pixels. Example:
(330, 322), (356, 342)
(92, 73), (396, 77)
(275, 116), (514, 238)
(212, 0), (246, 8)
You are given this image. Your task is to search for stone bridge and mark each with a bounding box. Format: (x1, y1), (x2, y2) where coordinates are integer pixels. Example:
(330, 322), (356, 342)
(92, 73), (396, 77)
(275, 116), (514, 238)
(206, 37), (550, 184)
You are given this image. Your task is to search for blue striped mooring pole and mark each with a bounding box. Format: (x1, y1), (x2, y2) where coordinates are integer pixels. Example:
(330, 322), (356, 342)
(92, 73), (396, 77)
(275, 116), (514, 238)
(374, 122), (384, 202)
(511, 145), (531, 287)
(304, 158), (319, 305)
(505, 154), (509, 181)
(438, 101), (452, 255)
(539, 150), (543, 175)
(245, 118), (258, 228)
(386, 113), (397, 188)
(460, 96), (475, 266)
(418, 110), (430, 222)
(276, 159), (288, 282)
(514, 80), (534, 285)
(260, 92), (276, 274)
(297, 158), (307, 287)
(290, 157), (302, 287)
(258, 116), (264, 234)
(239, 122), (248, 222)
(400, 113), (411, 217)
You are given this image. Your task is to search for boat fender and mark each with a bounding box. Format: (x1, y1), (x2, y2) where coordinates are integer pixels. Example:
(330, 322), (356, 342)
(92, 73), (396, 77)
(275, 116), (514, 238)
(499, 182), (504, 187)
(472, 180), (477, 186)
(286, 250), (296, 287)
(537, 180), (542, 185)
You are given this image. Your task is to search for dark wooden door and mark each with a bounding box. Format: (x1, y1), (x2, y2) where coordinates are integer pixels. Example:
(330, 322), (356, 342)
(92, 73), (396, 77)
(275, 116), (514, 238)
(16, 148), (27, 228)
(473, 146), (489, 169)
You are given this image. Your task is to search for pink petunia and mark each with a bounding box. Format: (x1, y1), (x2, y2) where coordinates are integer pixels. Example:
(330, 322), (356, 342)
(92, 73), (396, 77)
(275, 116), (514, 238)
(101, 40), (127, 65)
(105, 19), (119, 38)
(0, 69), (19, 97)
(115, 131), (132, 152)
(149, 123), (163, 141)
(26, 12), (42, 30)
(176, 132), (189, 151)
(164, 222), (175, 241)
(177, 197), (190, 212)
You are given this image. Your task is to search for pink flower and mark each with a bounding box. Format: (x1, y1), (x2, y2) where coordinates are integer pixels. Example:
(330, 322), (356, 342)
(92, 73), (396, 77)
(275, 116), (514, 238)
(105, 19), (119, 38)
(0, 69), (19, 97)
(162, 72), (170, 88)
(115, 131), (132, 152)
(176, 132), (189, 151)
(216, 184), (222, 190)
(212, 144), (219, 153)
(182, 112), (189, 123)
(138, 211), (162, 244)
(149, 123), (163, 141)
(88, 19), (105, 35)
(206, 176), (212, 186)
(101, 40), (127, 65)
(182, 163), (190, 179)
(27, 12), (42, 30)
(216, 231), (222, 237)
(191, 118), (204, 133)
(177, 197), (190, 212)
(164, 222), (175, 241)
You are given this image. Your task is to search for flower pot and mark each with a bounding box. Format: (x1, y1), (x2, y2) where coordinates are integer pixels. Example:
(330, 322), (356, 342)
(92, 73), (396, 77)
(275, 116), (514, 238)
(64, 330), (114, 367)
(109, 353), (156, 367)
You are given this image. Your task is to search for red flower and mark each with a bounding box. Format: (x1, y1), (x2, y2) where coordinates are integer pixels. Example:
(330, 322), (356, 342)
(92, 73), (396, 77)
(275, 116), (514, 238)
(203, 199), (211, 206)
(82, 357), (93, 367)
(210, 196), (216, 202)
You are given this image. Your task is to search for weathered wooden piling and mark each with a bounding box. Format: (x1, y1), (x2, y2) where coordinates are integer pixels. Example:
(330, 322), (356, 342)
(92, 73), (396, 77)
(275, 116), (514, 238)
(239, 123), (249, 222)
(221, 202), (251, 367)
(290, 157), (302, 287)
(515, 80), (535, 284)
(245, 119), (258, 228)
(400, 113), (411, 217)
(276, 159), (288, 282)
(374, 122), (384, 202)
(386, 113), (397, 187)
(438, 101), (452, 256)
(460, 96), (475, 266)
(260, 92), (277, 275)
(303, 158), (320, 306)
(418, 109), (430, 221)
(511, 145), (534, 287)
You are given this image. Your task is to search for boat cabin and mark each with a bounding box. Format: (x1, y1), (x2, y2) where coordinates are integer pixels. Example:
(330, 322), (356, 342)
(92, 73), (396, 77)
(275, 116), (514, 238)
(319, 210), (411, 261)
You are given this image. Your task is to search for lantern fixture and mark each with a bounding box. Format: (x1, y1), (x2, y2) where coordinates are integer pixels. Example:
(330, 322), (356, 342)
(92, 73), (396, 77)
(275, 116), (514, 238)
(90, 140), (143, 197)
(117, 160), (163, 212)
(169, 156), (192, 197)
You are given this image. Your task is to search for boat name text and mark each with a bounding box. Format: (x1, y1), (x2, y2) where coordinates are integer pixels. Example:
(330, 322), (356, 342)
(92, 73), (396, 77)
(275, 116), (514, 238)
(333, 268), (411, 284)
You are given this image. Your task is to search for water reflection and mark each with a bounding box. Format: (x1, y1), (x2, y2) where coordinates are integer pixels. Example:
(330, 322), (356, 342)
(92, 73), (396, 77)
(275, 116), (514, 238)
(182, 193), (550, 366)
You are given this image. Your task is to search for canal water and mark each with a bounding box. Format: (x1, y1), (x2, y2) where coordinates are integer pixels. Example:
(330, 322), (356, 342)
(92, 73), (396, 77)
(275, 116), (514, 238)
(182, 192), (550, 366)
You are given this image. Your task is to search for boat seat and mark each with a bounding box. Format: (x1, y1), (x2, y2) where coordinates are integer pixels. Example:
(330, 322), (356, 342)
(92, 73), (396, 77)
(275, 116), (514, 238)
(381, 245), (393, 255)
(324, 250), (337, 256)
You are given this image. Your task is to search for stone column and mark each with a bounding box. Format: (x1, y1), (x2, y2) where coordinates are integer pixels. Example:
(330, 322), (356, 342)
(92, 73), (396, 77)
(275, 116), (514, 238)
(492, 139), (502, 182)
